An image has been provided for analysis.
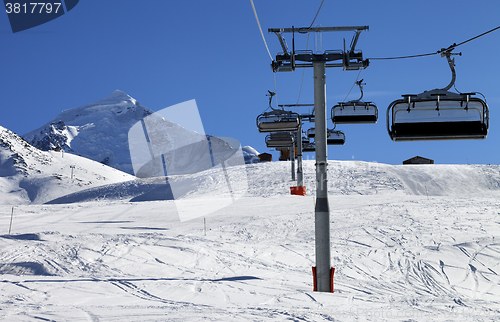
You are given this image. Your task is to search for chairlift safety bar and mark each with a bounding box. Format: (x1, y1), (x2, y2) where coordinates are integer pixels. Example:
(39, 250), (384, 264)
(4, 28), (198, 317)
(279, 104), (315, 107)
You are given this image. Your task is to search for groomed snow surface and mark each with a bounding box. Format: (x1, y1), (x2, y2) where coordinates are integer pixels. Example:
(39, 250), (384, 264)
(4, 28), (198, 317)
(2, 160), (500, 321)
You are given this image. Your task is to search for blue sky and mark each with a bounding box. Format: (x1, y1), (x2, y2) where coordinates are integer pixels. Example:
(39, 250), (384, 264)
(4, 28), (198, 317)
(1, 0), (499, 165)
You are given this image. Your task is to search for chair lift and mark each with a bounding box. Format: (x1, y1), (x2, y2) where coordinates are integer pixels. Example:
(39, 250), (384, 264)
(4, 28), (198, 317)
(331, 79), (378, 124)
(302, 141), (315, 152)
(265, 132), (295, 148)
(307, 128), (345, 145)
(307, 127), (315, 138)
(387, 51), (489, 141)
(327, 130), (346, 145)
(257, 91), (300, 133)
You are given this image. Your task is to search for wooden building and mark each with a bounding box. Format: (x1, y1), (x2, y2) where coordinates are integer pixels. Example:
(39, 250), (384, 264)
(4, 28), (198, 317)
(403, 156), (434, 165)
(258, 153), (272, 162)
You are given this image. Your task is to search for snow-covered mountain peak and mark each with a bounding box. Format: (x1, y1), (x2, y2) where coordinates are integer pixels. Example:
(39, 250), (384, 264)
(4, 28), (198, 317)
(53, 90), (151, 125)
(84, 90), (139, 112)
(22, 91), (157, 174)
(22, 92), (259, 175)
(107, 89), (134, 100)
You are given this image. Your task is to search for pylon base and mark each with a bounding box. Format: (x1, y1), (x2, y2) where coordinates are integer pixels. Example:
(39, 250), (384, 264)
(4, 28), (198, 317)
(312, 266), (335, 292)
(290, 186), (306, 196)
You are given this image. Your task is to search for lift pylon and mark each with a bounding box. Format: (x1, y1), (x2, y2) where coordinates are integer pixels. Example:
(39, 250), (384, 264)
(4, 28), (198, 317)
(268, 25), (369, 293)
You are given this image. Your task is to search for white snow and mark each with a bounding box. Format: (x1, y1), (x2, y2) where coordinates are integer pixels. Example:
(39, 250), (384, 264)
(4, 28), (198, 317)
(0, 126), (134, 205)
(1, 158), (500, 321)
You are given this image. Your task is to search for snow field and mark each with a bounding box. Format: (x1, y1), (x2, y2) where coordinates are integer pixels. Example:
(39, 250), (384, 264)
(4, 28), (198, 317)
(1, 161), (500, 320)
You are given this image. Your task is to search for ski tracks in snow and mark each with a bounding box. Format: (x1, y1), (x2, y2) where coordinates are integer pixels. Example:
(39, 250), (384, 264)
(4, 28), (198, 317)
(2, 191), (500, 320)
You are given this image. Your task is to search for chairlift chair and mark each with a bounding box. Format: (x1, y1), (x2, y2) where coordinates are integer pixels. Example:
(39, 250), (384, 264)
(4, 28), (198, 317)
(331, 80), (378, 124)
(387, 91), (489, 141)
(307, 128), (315, 138)
(302, 141), (316, 152)
(386, 51), (489, 141)
(265, 132), (295, 148)
(327, 130), (346, 145)
(257, 110), (300, 133)
(331, 101), (378, 124)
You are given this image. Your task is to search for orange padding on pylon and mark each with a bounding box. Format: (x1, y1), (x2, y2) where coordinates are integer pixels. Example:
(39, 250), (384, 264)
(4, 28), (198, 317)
(312, 266), (335, 293)
(290, 186), (306, 196)
(312, 266), (317, 292)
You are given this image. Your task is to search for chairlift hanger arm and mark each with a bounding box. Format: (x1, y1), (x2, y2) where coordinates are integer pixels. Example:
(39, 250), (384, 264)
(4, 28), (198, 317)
(266, 90), (281, 111)
(355, 79), (365, 101)
(439, 50), (461, 92)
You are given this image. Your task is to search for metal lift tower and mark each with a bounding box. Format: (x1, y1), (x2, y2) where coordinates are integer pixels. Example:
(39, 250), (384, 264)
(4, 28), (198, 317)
(269, 26), (369, 292)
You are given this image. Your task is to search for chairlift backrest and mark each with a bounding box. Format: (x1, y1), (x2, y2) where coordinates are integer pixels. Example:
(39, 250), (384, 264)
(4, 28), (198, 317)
(387, 90), (489, 141)
(265, 132), (295, 148)
(257, 110), (300, 133)
(331, 101), (378, 124)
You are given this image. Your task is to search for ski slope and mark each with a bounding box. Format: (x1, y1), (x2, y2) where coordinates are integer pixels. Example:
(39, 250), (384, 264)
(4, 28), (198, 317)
(1, 160), (500, 321)
(0, 126), (134, 206)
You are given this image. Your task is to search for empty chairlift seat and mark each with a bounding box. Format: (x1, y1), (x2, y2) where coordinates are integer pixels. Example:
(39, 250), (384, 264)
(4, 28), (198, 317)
(265, 132), (294, 148)
(387, 90), (489, 141)
(257, 110), (300, 133)
(302, 141), (315, 152)
(331, 101), (378, 124)
(307, 128), (315, 138)
(306, 129), (345, 145)
(327, 130), (346, 145)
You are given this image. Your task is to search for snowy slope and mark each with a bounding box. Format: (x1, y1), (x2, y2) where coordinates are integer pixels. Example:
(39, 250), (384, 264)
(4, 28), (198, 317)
(0, 126), (134, 205)
(242, 145), (260, 163)
(1, 160), (500, 321)
(45, 160), (500, 204)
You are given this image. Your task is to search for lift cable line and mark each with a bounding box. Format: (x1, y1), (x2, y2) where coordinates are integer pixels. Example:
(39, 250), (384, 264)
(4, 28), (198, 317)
(443, 24), (500, 53)
(343, 68), (363, 102)
(368, 24), (500, 61)
(295, 32), (310, 104)
(307, 0), (325, 30)
(296, 0), (325, 105)
(369, 52), (438, 61)
(249, 0), (280, 111)
(249, 0), (273, 61)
